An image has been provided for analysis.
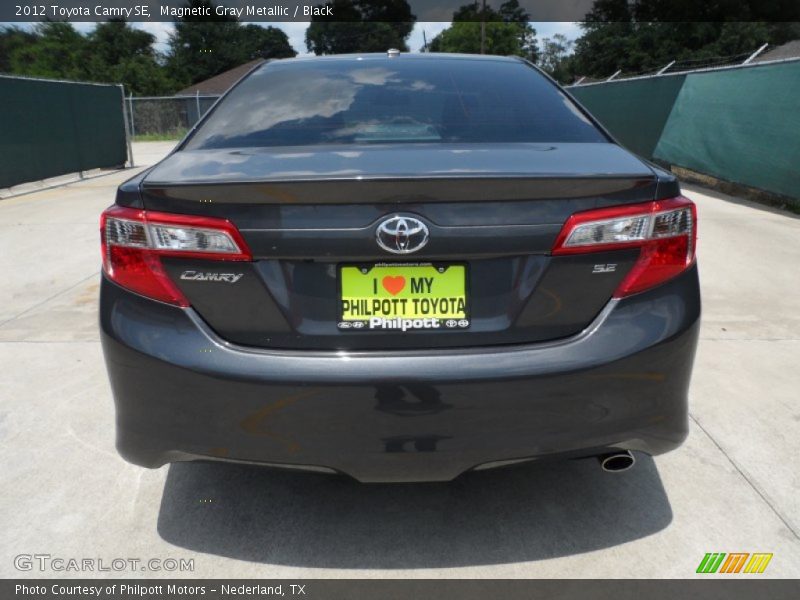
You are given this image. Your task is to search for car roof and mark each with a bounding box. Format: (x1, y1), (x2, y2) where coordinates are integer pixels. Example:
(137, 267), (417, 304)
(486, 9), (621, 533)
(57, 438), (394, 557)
(255, 52), (525, 71)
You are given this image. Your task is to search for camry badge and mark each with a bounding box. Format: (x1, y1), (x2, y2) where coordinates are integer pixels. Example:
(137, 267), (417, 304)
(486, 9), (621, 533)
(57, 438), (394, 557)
(180, 271), (243, 283)
(376, 216), (429, 254)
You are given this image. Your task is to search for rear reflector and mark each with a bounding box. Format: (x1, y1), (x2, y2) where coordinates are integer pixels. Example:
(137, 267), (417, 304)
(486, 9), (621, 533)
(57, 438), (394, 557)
(100, 206), (251, 306)
(552, 197), (697, 297)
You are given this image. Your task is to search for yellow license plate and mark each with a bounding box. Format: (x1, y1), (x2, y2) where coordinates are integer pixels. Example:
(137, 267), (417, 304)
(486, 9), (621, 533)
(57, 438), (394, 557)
(338, 263), (469, 331)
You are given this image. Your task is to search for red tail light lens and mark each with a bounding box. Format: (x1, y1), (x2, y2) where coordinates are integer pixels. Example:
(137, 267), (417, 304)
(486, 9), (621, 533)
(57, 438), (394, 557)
(552, 197), (697, 297)
(100, 206), (251, 306)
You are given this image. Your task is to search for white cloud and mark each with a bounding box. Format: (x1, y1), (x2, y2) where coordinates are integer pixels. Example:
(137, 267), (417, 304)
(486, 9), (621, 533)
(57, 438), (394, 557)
(131, 22), (174, 52)
(71, 22), (95, 35)
(408, 22), (451, 52)
(533, 22), (582, 43)
(265, 21), (312, 55)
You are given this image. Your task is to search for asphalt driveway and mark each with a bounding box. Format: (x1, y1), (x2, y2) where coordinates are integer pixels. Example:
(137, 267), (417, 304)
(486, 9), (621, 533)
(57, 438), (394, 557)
(1, 142), (798, 578)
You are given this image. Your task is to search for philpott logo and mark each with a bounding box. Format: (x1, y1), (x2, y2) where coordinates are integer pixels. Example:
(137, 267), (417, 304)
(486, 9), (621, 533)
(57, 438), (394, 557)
(696, 552), (773, 574)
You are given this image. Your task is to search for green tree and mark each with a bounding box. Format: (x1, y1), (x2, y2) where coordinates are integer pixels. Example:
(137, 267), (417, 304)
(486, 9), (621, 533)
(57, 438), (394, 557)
(537, 33), (574, 83)
(305, 0), (416, 54)
(6, 21), (177, 94)
(9, 22), (88, 80)
(428, 21), (534, 59)
(167, 0), (295, 87)
(569, 0), (800, 79)
(0, 26), (36, 73)
(238, 24), (297, 60)
(86, 20), (174, 95)
(428, 1), (537, 60)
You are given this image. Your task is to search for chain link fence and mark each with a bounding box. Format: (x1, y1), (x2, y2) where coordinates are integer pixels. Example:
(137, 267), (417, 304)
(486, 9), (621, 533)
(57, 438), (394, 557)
(127, 94), (220, 138)
(569, 44), (775, 85)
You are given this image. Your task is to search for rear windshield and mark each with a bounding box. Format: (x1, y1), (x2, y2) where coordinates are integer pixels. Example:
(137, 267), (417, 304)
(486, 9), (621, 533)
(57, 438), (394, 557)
(185, 57), (607, 149)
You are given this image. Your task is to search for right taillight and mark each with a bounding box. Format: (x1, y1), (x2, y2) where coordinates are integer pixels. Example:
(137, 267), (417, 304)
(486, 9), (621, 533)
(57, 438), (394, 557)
(100, 206), (251, 306)
(552, 196), (697, 297)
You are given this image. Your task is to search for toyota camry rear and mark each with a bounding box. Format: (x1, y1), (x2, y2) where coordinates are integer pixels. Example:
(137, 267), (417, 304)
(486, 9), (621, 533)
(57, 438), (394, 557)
(99, 53), (700, 482)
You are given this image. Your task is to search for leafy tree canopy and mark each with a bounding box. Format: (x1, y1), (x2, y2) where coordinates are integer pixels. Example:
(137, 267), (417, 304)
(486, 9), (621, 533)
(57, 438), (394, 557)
(8, 22), (88, 81)
(3, 21), (175, 95)
(87, 20), (174, 95)
(537, 33), (574, 82)
(305, 0), (416, 54)
(167, 0), (295, 87)
(1, 3), (297, 94)
(0, 26), (36, 74)
(570, 0), (800, 79)
(428, 1), (537, 61)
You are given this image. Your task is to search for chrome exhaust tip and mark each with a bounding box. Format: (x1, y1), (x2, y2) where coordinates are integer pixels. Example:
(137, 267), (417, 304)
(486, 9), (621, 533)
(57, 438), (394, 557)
(599, 451), (635, 473)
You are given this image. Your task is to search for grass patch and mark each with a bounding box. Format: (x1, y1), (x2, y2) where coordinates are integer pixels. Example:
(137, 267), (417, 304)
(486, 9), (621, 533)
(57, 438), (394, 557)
(133, 130), (187, 142)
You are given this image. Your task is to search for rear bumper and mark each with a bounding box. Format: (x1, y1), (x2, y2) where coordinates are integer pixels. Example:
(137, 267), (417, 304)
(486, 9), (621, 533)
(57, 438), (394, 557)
(100, 265), (700, 482)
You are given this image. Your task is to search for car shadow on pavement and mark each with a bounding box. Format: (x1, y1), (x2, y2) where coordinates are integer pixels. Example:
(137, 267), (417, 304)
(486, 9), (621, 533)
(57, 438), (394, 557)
(156, 454), (672, 568)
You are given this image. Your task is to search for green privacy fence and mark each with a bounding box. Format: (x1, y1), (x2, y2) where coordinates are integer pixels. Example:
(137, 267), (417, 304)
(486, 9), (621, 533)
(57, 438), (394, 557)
(0, 75), (128, 189)
(569, 74), (687, 159)
(569, 60), (800, 200)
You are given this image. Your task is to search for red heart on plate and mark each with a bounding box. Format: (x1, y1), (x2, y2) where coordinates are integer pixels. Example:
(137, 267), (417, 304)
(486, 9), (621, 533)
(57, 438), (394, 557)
(382, 276), (406, 296)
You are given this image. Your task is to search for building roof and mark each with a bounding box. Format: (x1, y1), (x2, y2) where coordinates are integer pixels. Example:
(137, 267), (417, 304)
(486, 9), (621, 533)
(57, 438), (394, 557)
(175, 59), (265, 96)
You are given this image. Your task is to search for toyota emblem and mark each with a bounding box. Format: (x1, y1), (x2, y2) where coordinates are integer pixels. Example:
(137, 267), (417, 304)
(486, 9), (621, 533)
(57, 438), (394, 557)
(376, 216), (429, 254)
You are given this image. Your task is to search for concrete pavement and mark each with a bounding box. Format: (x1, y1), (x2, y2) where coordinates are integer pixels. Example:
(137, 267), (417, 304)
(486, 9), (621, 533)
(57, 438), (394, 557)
(0, 142), (798, 578)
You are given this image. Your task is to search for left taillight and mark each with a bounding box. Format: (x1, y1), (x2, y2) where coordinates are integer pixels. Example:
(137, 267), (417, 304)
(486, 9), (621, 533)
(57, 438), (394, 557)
(551, 196), (697, 297)
(100, 206), (251, 306)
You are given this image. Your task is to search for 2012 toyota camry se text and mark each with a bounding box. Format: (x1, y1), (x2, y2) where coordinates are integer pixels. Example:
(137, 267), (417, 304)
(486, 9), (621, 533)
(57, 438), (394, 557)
(99, 53), (700, 482)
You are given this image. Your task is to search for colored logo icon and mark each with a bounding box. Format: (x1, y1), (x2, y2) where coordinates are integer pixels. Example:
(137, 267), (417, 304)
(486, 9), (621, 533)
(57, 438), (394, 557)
(696, 552), (773, 574)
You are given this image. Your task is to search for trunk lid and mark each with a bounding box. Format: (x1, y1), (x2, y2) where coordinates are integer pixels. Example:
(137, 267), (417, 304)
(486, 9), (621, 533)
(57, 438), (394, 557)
(143, 143), (657, 350)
